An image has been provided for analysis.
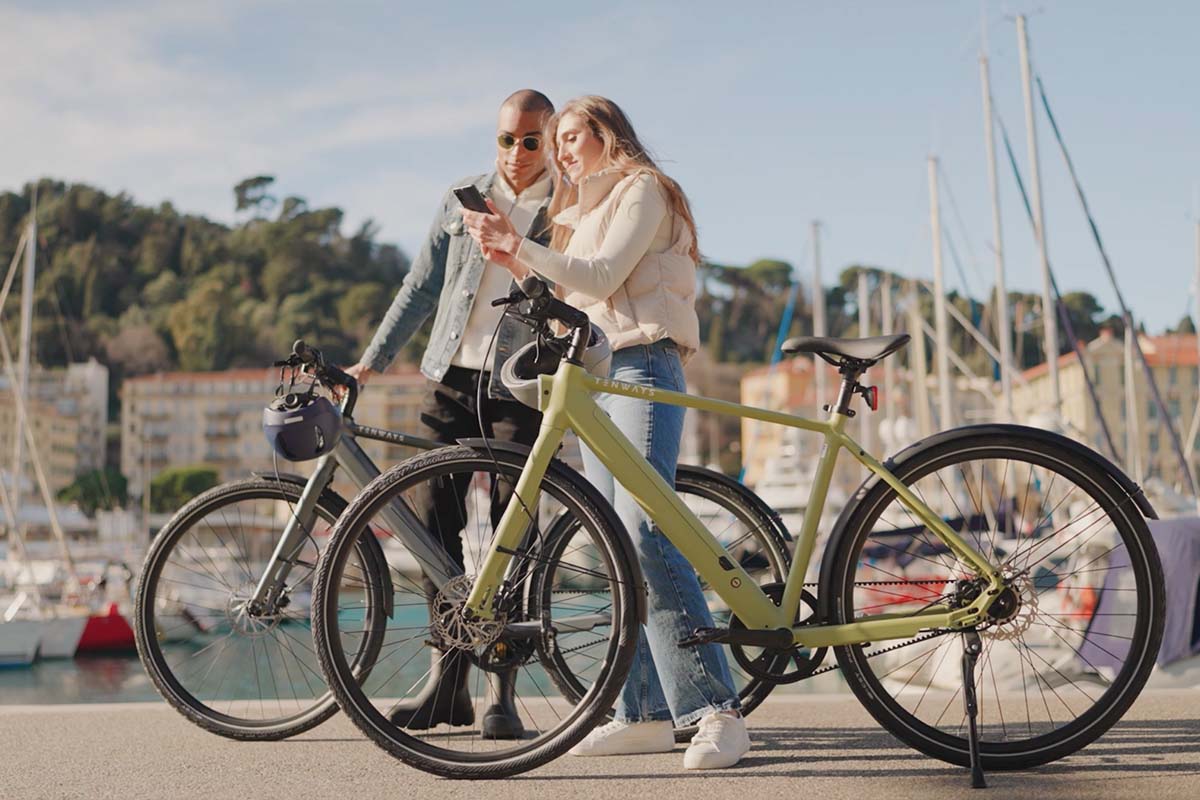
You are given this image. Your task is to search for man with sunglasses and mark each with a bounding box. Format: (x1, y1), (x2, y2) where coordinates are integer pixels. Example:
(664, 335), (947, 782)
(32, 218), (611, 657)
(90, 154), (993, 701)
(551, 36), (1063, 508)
(344, 89), (554, 739)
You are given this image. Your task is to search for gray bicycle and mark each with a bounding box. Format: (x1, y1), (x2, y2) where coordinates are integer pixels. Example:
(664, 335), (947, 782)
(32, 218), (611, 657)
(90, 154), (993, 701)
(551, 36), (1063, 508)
(134, 341), (793, 741)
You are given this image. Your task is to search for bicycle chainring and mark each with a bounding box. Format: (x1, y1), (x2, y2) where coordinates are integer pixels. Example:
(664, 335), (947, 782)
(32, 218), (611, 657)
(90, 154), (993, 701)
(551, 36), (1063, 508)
(729, 584), (828, 685)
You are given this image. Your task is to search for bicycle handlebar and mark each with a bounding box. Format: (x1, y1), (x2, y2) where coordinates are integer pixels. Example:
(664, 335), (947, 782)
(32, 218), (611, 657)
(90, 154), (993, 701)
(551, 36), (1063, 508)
(283, 339), (360, 416)
(497, 276), (590, 331)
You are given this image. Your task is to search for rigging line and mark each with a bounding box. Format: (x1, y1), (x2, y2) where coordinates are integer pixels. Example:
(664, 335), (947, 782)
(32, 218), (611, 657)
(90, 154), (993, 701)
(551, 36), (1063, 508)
(1035, 72), (1196, 498)
(994, 110), (1121, 464)
(28, 231), (80, 366)
(936, 160), (988, 293)
(772, 238), (812, 363)
(38, 243), (118, 510)
(940, 219), (976, 304)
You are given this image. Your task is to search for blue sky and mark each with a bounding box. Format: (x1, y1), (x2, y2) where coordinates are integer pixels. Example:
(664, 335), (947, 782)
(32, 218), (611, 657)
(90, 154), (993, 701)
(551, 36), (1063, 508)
(4, 1), (1197, 334)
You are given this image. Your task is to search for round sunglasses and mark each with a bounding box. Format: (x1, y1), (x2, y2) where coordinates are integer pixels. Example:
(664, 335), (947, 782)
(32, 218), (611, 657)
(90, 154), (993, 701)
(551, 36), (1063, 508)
(497, 133), (541, 152)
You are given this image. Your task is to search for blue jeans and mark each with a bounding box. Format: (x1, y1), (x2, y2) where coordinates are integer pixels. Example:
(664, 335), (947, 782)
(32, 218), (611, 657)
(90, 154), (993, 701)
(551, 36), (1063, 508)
(580, 340), (740, 727)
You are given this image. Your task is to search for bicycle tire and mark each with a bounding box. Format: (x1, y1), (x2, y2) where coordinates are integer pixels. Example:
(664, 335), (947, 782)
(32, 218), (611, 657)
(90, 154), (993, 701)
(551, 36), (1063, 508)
(134, 476), (388, 740)
(312, 445), (643, 779)
(531, 464), (793, 742)
(823, 425), (1165, 770)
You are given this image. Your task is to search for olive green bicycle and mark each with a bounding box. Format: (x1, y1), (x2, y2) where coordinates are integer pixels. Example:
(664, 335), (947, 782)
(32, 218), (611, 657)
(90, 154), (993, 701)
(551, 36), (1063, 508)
(311, 277), (1164, 785)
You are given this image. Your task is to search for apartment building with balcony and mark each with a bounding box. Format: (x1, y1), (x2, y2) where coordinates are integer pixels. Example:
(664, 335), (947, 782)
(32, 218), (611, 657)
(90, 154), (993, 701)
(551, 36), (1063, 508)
(0, 358), (109, 494)
(121, 365), (427, 503)
(1012, 330), (1200, 489)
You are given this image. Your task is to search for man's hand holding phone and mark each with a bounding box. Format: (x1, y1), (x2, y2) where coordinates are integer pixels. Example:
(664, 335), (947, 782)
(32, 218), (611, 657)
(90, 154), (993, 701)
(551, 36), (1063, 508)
(459, 189), (527, 277)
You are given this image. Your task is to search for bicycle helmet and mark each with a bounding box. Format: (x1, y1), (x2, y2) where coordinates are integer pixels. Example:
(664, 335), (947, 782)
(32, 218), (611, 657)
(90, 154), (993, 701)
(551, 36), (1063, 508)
(501, 324), (612, 409)
(262, 392), (343, 461)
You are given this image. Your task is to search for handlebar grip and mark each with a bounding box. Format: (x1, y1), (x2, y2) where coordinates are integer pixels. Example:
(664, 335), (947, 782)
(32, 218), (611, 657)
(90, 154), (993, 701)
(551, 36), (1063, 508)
(323, 363), (355, 388)
(546, 298), (590, 329)
(292, 339), (318, 363)
(519, 275), (550, 299)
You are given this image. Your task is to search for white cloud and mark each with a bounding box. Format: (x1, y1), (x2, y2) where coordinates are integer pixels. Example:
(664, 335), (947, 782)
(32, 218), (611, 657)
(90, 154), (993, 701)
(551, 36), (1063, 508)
(0, 1), (709, 250)
(0, 1), (513, 242)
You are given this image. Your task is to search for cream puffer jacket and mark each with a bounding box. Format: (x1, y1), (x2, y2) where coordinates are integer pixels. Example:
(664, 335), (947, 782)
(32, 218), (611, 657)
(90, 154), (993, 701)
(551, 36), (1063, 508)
(515, 168), (700, 361)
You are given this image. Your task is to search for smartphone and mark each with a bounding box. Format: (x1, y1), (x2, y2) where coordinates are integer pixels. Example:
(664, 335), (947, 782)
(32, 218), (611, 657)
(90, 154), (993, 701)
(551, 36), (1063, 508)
(453, 185), (492, 214)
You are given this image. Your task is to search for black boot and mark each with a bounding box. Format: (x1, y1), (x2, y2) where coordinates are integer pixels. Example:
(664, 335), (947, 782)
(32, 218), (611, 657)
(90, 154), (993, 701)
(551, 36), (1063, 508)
(388, 647), (474, 729)
(480, 668), (524, 739)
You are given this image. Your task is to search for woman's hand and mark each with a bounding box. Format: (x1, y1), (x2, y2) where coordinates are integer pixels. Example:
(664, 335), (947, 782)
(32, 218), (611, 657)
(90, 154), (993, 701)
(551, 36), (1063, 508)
(463, 200), (528, 278)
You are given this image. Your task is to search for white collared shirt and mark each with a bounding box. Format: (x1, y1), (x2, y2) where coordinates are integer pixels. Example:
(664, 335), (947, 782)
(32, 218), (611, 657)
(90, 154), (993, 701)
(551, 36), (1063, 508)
(450, 168), (552, 371)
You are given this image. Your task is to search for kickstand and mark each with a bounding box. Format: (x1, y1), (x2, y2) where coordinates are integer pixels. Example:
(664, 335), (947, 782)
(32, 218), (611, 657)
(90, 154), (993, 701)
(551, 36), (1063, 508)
(961, 628), (986, 789)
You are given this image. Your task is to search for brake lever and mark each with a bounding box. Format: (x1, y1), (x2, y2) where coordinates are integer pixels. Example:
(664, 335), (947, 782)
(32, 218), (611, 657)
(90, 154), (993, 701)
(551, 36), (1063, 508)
(490, 288), (526, 308)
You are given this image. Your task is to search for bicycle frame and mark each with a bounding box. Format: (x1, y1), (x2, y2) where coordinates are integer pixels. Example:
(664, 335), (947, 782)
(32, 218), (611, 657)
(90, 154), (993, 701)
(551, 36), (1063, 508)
(465, 359), (1007, 648)
(247, 421), (460, 610)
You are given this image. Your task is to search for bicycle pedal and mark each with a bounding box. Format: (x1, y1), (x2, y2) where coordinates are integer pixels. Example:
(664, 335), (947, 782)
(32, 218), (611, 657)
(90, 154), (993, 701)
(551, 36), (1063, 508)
(678, 627), (725, 648)
(680, 626), (795, 650)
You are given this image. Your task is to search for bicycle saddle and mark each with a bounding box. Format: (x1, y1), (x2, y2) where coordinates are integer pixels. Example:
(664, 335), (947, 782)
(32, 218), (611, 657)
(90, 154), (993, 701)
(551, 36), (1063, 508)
(781, 333), (910, 365)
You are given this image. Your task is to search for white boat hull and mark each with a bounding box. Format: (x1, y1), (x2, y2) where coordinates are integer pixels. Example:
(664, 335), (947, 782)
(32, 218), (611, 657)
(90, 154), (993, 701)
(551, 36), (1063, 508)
(37, 615), (89, 658)
(0, 619), (40, 666)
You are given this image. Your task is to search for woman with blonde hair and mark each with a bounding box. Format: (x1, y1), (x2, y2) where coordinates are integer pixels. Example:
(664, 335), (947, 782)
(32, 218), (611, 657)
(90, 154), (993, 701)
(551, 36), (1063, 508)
(463, 95), (749, 770)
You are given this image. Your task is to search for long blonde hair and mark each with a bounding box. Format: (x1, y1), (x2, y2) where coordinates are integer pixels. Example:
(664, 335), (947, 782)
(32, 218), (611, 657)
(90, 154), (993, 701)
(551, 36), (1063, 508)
(544, 96), (700, 263)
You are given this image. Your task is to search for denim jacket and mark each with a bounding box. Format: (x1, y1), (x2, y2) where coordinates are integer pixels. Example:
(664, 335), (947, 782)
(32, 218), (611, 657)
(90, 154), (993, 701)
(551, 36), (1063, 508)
(361, 172), (552, 400)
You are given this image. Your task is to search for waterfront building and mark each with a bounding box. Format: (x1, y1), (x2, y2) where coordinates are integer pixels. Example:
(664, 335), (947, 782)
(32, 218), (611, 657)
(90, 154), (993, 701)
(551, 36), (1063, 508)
(121, 365), (427, 505)
(1012, 330), (1200, 489)
(0, 358), (109, 495)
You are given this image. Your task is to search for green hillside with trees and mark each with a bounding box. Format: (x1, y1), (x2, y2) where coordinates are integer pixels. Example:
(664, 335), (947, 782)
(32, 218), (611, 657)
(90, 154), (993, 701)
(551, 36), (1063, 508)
(4, 177), (1182, 509)
(1, 176), (1159, 411)
(0, 177), (411, 407)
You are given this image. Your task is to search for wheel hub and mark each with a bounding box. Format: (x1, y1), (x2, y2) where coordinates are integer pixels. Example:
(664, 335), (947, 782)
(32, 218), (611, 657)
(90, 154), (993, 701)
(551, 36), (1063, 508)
(982, 570), (1037, 640)
(225, 583), (285, 637)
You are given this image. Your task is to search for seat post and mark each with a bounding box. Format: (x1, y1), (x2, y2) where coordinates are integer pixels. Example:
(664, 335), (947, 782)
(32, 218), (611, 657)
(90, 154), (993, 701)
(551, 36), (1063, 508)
(830, 360), (870, 418)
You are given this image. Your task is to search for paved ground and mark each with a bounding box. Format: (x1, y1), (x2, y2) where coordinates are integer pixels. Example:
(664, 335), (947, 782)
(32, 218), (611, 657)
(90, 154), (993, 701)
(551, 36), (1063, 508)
(2, 690), (1197, 800)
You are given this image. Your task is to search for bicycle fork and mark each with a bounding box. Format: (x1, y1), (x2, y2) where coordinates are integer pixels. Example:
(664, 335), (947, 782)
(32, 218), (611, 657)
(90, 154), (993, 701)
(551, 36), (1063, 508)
(248, 456), (340, 614)
(248, 438), (461, 615)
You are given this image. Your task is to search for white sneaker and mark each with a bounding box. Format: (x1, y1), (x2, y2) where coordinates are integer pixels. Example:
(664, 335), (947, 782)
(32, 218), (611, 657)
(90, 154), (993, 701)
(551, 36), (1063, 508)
(683, 711), (750, 769)
(569, 719), (675, 756)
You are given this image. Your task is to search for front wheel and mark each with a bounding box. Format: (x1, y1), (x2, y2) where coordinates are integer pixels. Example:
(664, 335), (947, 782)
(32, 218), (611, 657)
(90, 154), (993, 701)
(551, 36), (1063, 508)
(824, 426), (1164, 770)
(134, 477), (389, 740)
(311, 445), (642, 779)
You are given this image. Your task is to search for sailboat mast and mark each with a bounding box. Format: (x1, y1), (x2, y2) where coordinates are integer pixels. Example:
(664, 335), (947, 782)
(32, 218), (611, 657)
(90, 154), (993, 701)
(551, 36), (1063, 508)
(857, 270), (873, 451)
(980, 45), (1013, 421)
(881, 272), (896, 441)
(1017, 14), (1061, 417)
(811, 221), (826, 413)
(1191, 220), (1200, 488)
(1124, 325), (1142, 483)
(907, 280), (933, 437)
(12, 199), (35, 509)
(928, 157), (953, 429)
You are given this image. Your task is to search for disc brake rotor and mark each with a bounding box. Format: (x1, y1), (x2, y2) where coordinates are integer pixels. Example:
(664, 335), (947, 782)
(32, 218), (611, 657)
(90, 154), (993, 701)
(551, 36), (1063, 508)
(430, 574), (507, 650)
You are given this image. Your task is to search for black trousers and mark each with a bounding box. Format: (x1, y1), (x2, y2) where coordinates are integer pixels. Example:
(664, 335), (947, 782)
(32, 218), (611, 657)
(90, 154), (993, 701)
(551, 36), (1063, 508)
(410, 366), (542, 570)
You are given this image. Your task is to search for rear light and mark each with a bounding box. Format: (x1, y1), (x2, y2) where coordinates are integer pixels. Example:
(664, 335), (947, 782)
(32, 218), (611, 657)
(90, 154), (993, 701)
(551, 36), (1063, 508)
(866, 386), (879, 411)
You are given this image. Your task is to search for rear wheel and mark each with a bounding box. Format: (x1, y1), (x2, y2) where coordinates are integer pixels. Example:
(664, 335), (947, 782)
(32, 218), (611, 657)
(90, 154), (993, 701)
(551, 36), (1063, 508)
(826, 428), (1164, 769)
